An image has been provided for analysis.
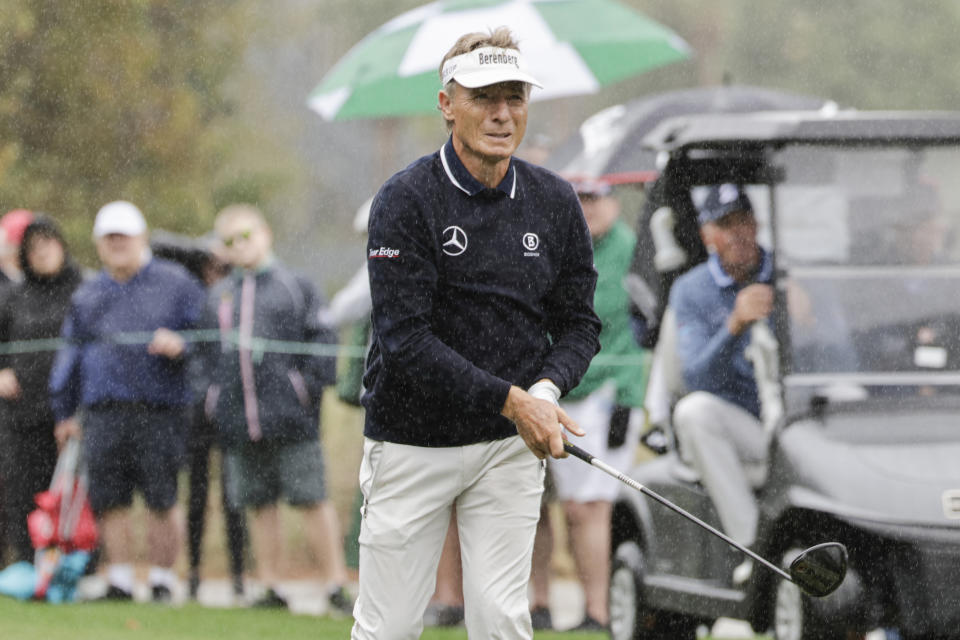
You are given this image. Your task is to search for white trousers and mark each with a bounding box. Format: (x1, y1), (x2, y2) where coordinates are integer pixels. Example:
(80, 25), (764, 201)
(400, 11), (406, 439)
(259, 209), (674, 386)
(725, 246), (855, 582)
(672, 391), (767, 548)
(350, 435), (544, 640)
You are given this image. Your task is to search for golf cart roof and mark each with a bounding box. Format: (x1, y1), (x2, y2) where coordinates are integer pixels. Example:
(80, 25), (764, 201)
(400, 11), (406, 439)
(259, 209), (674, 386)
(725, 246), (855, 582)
(643, 110), (960, 152)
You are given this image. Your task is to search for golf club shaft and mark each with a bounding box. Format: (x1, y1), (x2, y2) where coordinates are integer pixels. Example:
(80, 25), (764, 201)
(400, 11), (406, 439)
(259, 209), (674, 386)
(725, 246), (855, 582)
(562, 439), (792, 583)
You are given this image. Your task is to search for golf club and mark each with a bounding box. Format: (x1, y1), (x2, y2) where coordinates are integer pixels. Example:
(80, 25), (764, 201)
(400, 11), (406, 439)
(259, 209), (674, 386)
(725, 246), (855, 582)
(562, 439), (848, 598)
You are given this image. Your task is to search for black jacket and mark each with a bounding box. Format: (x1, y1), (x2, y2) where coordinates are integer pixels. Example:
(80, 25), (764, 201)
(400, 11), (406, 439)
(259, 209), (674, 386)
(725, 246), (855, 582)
(0, 216), (83, 428)
(201, 261), (336, 447)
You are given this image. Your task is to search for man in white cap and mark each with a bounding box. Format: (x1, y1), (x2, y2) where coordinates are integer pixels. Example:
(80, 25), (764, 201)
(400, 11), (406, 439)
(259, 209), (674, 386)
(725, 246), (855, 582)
(352, 27), (600, 639)
(50, 201), (206, 603)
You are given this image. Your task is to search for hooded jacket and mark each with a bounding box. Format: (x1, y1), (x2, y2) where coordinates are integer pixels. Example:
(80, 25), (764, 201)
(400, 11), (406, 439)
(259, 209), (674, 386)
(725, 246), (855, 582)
(0, 216), (83, 427)
(201, 261), (337, 447)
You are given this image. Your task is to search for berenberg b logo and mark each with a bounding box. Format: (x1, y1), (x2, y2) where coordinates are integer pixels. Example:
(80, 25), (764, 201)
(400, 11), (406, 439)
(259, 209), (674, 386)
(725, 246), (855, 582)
(523, 232), (540, 257)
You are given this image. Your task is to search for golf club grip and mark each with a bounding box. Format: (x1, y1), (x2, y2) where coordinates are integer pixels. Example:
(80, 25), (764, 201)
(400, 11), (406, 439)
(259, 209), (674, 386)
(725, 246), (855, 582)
(562, 439), (594, 463)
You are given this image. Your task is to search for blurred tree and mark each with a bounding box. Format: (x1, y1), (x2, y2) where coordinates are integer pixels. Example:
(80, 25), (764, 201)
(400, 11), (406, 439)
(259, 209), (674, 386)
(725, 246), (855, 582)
(721, 0), (960, 109)
(5, 0), (960, 274)
(0, 0), (265, 263)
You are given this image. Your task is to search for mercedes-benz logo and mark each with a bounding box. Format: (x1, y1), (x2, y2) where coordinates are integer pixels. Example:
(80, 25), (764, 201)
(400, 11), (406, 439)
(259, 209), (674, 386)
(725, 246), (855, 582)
(443, 225), (468, 256)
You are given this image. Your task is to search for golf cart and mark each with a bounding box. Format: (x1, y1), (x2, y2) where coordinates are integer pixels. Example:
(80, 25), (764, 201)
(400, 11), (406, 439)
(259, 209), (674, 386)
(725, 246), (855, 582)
(610, 111), (960, 640)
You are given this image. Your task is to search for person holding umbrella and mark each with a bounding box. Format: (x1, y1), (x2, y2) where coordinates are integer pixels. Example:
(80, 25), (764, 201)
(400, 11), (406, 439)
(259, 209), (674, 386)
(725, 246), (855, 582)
(353, 27), (600, 639)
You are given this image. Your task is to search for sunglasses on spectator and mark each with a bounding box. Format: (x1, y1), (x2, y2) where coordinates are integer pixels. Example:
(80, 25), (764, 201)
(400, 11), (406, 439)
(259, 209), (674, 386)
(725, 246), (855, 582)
(221, 229), (254, 248)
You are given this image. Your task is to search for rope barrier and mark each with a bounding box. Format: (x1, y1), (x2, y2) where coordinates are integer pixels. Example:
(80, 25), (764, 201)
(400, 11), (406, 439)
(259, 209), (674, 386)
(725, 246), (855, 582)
(0, 331), (647, 366)
(0, 330), (366, 359)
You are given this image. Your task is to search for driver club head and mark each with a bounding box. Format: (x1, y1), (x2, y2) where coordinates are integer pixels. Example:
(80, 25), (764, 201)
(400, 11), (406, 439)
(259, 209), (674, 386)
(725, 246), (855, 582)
(788, 542), (848, 597)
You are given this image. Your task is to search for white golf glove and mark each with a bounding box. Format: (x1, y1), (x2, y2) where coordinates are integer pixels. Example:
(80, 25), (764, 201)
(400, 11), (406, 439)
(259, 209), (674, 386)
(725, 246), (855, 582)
(527, 379), (561, 406)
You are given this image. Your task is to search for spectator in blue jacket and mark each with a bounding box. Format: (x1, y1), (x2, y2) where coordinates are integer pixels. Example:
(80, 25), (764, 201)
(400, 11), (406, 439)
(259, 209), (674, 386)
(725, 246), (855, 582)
(202, 204), (352, 614)
(49, 201), (205, 603)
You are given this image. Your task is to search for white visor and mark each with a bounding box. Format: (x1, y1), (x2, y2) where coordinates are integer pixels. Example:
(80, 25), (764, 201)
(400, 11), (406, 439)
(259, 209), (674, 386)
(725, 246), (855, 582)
(441, 46), (542, 89)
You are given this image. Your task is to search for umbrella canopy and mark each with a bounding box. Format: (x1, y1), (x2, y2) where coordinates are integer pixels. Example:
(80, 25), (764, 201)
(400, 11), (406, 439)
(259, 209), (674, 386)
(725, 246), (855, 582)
(546, 85), (834, 183)
(308, 0), (691, 121)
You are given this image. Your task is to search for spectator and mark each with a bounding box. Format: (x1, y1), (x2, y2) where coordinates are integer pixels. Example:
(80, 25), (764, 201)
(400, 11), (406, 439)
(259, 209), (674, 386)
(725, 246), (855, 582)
(49, 201), (205, 603)
(0, 209), (34, 285)
(0, 209), (32, 562)
(353, 28), (600, 639)
(202, 204), (352, 614)
(0, 216), (83, 564)
(155, 238), (248, 602)
(669, 184), (772, 584)
(531, 179), (649, 631)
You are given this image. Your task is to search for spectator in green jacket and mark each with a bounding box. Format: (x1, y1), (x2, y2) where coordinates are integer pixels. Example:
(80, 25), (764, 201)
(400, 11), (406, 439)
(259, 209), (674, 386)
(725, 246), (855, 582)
(530, 179), (649, 632)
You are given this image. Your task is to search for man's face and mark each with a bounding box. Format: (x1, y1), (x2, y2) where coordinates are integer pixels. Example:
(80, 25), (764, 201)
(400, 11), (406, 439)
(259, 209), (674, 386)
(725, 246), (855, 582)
(26, 234), (65, 276)
(218, 216), (272, 270)
(96, 233), (147, 275)
(579, 193), (620, 238)
(440, 81), (529, 165)
(702, 209), (760, 280)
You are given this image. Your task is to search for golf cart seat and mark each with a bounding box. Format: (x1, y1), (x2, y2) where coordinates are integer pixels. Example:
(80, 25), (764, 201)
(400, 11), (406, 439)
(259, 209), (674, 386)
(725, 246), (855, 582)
(643, 307), (701, 482)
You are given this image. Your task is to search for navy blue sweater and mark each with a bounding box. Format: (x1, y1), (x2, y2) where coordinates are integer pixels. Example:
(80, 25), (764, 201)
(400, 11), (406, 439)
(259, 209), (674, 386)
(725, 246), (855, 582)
(362, 141), (601, 446)
(49, 258), (205, 420)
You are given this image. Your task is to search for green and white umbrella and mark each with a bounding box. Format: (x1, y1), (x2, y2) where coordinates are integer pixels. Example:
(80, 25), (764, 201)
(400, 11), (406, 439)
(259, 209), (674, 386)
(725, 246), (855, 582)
(308, 0), (691, 121)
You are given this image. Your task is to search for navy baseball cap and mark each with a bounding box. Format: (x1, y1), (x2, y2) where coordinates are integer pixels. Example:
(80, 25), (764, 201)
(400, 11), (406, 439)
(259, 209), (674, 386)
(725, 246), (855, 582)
(698, 183), (753, 225)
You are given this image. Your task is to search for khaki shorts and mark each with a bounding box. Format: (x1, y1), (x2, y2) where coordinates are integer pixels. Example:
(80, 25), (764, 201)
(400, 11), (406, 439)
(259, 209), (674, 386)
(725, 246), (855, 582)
(224, 439), (327, 509)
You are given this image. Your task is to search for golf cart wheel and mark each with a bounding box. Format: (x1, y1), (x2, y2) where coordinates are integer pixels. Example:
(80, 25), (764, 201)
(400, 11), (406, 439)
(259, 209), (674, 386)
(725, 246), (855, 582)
(773, 548), (845, 640)
(609, 541), (697, 640)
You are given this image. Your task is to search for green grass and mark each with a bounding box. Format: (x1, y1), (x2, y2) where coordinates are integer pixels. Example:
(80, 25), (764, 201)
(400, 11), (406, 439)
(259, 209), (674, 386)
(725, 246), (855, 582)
(0, 597), (609, 640)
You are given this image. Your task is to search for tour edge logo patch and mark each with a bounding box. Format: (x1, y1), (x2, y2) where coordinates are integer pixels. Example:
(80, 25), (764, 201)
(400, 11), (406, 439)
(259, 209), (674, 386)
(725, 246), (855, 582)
(523, 232), (540, 257)
(369, 247), (400, 259)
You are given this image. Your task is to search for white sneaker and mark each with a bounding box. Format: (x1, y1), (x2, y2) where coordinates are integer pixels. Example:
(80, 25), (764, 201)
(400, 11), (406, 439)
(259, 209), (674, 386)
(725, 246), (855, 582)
(732, 559), (754, 586)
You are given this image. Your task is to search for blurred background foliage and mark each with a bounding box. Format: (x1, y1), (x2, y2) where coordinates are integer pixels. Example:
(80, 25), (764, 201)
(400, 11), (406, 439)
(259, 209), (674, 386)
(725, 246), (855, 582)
(2, 0), (960, 284)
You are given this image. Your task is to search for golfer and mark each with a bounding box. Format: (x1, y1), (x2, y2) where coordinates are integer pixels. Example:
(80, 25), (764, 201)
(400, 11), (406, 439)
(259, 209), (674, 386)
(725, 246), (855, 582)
(351, 27), (601, 640)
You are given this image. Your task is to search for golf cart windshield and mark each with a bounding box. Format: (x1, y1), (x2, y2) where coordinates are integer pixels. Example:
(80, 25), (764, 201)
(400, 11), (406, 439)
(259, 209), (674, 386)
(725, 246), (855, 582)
(773, 144), (960, 401)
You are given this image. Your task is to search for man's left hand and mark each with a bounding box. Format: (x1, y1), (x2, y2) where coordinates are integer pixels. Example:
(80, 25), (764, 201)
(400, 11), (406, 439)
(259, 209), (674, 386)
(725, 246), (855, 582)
(148, 328), (186, 359)
(502, 385), (585, 460)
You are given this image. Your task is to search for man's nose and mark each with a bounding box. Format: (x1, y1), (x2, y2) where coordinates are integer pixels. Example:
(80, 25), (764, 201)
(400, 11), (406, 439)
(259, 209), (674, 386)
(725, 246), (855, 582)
(489, 97), (510, 119)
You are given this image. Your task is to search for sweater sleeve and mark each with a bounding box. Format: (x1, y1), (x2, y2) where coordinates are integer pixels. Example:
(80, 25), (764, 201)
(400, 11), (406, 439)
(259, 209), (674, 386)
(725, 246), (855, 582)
(671, 277), (741, 393)
(0, 285), (13, 370)
(536, 191), (602, 394)
(297, 275), (337, 394)
(48, 308), (82, 422)
(366, 181), (513, 416)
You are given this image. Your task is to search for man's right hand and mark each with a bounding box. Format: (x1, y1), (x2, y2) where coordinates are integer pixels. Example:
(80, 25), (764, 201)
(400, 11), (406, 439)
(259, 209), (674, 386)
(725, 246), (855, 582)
(727, 283), (774, 335)
(501, 385), (584, 460)
(54, 417), (82, 449)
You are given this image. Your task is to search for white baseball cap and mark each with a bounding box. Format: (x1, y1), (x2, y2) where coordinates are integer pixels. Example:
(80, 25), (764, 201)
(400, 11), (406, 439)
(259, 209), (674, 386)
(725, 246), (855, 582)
(93, 201), (148, 238)
(441, 46), (542, 89)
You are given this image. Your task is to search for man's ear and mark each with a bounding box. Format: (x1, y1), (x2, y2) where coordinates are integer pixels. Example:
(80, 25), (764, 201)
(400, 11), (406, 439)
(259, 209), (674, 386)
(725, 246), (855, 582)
(700, 224), (716, 252)
(438, 89), (454, 126)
